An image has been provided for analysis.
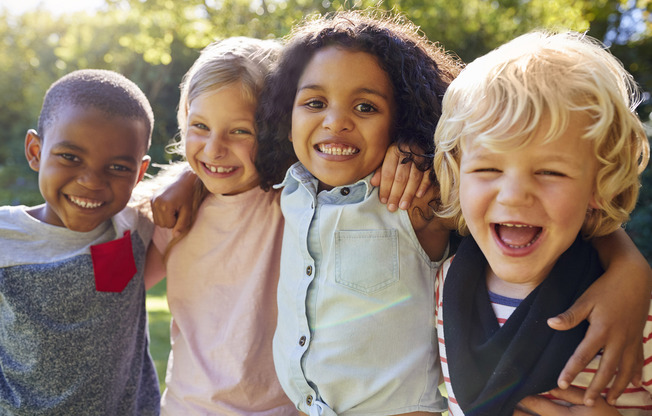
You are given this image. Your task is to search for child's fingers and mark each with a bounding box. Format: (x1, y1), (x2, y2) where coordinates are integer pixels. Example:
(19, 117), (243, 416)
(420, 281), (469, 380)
(172, 204), (193, 236)
(554, 318), (606, 391)
(416, 167), (432, 199)
(570, 326), (619, 406)
(547, 297), (590, 332)
(384, 158), (411, 212)
(376, 149), (400, 210)
(370, 169), (382, 188)
(547, 292), (608, 401)
(605, 341), (643, 404)
(546, 386), (591, 404)
(150, 195), (178, 228)
(516, 395), (549, 415)
(397, 163), (425, 210)
(545, 387), (622, 415)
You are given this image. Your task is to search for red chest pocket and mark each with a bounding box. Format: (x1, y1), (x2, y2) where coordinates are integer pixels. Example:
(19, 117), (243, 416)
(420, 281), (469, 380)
(90, 230), (137, 292)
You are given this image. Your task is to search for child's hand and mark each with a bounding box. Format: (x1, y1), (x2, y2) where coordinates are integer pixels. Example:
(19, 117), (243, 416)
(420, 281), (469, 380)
(547, 229), (651, 406)
(516, 387), (622, 415)
(370, 144), (431, 212)
(150, 167), (197, 235)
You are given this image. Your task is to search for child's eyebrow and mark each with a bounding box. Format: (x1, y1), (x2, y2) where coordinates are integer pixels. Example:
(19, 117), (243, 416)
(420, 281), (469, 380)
(52, 141), (139, 165)
(297, 84), (391, 100)
(51, 141), (86, 153)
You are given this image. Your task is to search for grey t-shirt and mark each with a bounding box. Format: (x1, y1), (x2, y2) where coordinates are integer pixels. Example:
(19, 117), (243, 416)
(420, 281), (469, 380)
(0, 205), (160, 415)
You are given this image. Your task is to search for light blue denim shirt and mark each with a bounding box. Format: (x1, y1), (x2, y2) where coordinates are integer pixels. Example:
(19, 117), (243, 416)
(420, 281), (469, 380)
(273, 163), (447, 416)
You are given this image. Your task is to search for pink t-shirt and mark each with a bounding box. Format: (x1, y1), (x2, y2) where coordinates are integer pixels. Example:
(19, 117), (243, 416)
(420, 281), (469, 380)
(153, 187), (297, 416)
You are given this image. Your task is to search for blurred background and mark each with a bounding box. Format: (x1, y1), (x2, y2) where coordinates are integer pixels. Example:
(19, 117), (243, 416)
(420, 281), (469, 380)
(1, 0), (651, 389)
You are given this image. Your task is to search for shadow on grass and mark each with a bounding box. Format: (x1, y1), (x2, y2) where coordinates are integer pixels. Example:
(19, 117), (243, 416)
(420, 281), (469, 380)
(146, 279), (170, 393)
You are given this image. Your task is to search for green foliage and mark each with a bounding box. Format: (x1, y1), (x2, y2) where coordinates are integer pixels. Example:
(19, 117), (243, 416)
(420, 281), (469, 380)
(0, 0), (651, 261)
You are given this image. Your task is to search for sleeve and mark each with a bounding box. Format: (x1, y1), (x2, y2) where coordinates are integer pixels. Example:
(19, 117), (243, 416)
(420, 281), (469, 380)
(152, 225), (173, 254)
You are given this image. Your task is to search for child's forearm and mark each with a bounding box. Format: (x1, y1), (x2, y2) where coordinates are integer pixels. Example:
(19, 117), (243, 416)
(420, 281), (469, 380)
(593, 228), (652, 277)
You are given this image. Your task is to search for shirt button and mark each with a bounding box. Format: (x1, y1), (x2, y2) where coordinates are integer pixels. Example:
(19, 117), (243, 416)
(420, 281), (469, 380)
(340, 187), (350, 196)
(306, 395), (313, 406)
(299, 335), (306, 346)
(306, 266), (313, 276)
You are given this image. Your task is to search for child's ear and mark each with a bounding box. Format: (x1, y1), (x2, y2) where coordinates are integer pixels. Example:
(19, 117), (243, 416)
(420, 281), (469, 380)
(588, 189), (600, 210)
(288, 132), (293, 142)
(136, 155), (151, 183)
(24, 129), (42, 172)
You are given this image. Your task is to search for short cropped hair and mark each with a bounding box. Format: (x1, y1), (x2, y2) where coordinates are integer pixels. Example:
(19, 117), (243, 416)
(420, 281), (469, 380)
(38, 69), (154, 150)
(434, 30), (649, 238)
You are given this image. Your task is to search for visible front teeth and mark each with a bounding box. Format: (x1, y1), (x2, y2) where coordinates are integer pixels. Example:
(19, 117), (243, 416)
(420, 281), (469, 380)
(206, 164), (235, 173)
(317, 144), (358, 156)
(69, 196), (103, 209)
(497, 223), (541, 249)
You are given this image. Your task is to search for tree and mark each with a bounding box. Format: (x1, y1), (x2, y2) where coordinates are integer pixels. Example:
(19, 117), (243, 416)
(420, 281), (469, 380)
(1, 0), (650, 260)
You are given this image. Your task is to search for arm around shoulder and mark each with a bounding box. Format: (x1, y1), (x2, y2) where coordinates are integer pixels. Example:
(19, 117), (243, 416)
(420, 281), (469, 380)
(551, 227), (652, 405)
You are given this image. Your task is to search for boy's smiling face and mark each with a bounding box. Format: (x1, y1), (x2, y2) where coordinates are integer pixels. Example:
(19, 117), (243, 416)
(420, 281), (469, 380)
(25, 105), (150, 232)
(458, 115), (599, 295)
(290, 46), (395, 190)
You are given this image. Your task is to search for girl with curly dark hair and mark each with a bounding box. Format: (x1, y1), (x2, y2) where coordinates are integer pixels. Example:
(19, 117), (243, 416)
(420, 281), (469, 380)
(261, 10), (460, 416)
(255, 10), (460, 191)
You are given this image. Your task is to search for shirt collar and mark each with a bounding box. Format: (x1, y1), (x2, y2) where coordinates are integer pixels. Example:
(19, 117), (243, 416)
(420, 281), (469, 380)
(276, 162), (376, 201)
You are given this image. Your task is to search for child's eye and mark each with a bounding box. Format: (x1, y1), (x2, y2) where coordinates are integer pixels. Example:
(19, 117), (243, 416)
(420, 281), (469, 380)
(473, 167), (500, 173)
(232, 128), (253, 135)
(191, 122), (209, 131)
(59, 153), (80, 163)
(109, 164), (132, 172)
(355, 102), (377, 113)
(305, 99), (325, 110)
(538, 170), (566, 177)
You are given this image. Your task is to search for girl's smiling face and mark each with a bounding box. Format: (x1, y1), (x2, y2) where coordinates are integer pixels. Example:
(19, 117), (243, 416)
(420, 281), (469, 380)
(290, 46), (395, 190)
(185, 82), (260, 196)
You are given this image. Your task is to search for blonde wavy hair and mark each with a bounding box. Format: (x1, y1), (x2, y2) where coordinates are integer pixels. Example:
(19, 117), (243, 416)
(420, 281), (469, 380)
(434, 30), (649, 238)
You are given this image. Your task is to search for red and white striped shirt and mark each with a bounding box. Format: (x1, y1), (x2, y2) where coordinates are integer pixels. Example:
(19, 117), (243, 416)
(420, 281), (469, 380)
(435, 257), (652, 415)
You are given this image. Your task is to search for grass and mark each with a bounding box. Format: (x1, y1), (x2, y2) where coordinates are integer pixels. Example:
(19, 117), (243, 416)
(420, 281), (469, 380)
(146, 279), (171, 393)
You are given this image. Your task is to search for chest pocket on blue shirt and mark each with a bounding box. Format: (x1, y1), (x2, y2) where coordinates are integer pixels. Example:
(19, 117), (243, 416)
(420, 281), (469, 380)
(334, 229), (399, 294)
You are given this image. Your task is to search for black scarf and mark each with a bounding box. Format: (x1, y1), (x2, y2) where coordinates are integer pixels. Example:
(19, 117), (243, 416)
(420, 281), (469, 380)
(443, 234), (603, 416)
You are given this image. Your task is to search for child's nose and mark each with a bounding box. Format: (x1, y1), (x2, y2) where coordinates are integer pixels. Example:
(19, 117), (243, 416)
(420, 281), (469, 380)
(204, 132), (228, 158)
(322, 106), (354, 133)
(77, 169), (106, 190)
(496, 174), (533, 206)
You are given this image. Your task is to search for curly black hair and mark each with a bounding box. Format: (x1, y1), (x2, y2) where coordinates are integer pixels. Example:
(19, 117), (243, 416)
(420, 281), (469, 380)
(255, 9), (462, 190)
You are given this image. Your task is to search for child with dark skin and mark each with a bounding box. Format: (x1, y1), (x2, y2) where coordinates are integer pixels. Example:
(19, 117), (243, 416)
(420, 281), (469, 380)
(0, 69), (159, 414)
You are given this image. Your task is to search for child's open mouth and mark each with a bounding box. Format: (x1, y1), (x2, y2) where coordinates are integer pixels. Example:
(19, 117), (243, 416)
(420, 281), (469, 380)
(494, 223), (542, 249)
(316, 143), (360, 156)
